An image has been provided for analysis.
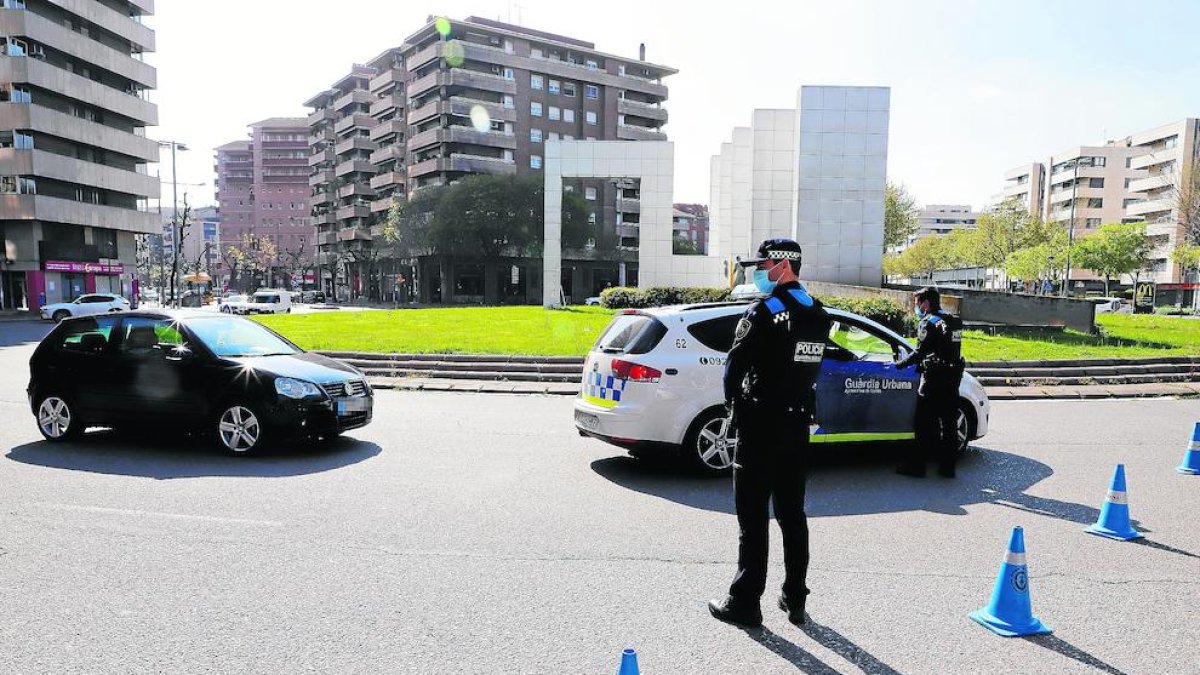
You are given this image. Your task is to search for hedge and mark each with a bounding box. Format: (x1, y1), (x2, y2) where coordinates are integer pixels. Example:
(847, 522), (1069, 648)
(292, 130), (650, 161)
(599, 286), (916, 336)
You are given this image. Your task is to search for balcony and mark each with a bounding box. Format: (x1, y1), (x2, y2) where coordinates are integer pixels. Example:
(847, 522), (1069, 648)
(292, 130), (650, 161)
(311, 190), (334, 206)
(1128, 174), (1173, 194)
(449, 96), (515, 122)
(309, 169), (335, 186)
(1125, 198), (1174, 218)
(334, 136), (376, 156)
(337, 226), (372, 241)
(408, 99), (446, 125)
(370, 67), (404, 95)
(618, 98), (669, 122)
(312, 211), (337, 226)
(370, 93), (405, 118)
(309, 127), (335, 143)
(447, 153), (517, 174)
(334, 89), (374, 112)
(335, 159), (376, 177)
(408, 42), (443, 69)
(617, 224), (641, 239)
(308, 149), (335, 167)
(446, 69), (517, 95)
(319, 230), (339, 245)
(338, 182), (376, 199)
(336, 204), (372, 221)
(308, 108), (334, 125)
(616, 124), (667, 141)
(616, 197), (641, 214)
(334, 114), (375, 135)
(3, 194), (159, 234)
(369, 119), (406, 142)
(408, 126), (518, 152)
(407, 70), (447, 97)
(370, 145), (404, 166)
(371, 196), (399, 214)
(371, 171), (405, 190)
(1131, 149), (1177, 171)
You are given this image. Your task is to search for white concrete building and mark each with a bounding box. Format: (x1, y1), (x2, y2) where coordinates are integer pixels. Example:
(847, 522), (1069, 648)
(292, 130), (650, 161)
(710, 86), (891, 286)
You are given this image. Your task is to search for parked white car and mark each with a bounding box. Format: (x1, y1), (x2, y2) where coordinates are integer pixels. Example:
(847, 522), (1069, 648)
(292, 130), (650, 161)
(1090, 297), (1126, 314)
(574, 302), (991, 474)
(218, 294), (252, 315)
(40, 294), (130, 323)
(246, 289), (292, 314)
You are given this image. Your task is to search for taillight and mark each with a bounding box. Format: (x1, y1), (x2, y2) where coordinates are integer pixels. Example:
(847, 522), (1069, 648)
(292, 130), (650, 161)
(611, 358), (662, 382)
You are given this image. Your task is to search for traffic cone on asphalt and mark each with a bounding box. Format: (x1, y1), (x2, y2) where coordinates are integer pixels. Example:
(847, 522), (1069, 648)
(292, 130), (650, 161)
(617, 648), (640, 675)
(1085, 464), (1143, 541)
(1176, 423), (1200, 475)
(969, 526), (1052, 637)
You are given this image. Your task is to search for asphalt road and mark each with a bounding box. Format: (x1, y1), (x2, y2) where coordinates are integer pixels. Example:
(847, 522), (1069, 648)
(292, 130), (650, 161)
(0, 320), (1197, 674)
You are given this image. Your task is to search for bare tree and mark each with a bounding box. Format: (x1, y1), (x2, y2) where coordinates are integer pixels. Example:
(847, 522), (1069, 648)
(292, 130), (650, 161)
(168, 197), (193, 307)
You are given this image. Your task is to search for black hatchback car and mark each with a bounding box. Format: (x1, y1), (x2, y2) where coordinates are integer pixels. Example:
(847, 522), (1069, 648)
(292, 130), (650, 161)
(27, 310), (373, 453)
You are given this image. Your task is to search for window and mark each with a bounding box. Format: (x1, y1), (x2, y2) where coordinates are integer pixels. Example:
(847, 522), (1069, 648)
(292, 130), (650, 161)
(531, 47), (543, 59)
(548, 131), (560, 141)
(531, 74), (543, 90)
(0, 84), (30, 103)
(118, 317), (185, 356)
(585, 187), (597, 200)
(549, 106), (560, 121)
(6, 37), (27, 56)
(503, 95), (514, 109)
(585, 85), (599, 99)
(585, 59), (599, 70)
(1124, 178), (1132, 188)
(687, 315), (741, 352)
(58, 316), (118, 353)
(619, 65), (626, 76)
(1163, 135), (1178, 150)
(564, 134), (573, 140)
(530, 102), (542, 117)
(1092, 156), (1106, 167)
(530, 128), (542, 143)
(563, 82), (577, 97)
(503, 67), (515, 80)
(1088, 178), (1104, 188)
(828, 321), (894, 361)
(530, 154), (542, 169)
(586, 111), (597, 125)
(548, 79), (560, 94)
(1085, 218), (1101, 228)
(1125, 157), (1132, 168)
(587, 212), (597, 224)
(564, 109), (575, 123)
(1087, 198), (1103, 208)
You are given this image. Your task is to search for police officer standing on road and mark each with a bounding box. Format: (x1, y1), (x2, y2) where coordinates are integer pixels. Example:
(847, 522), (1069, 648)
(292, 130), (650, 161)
(895, 287), (966, 478)
(708, 238), (831, 628)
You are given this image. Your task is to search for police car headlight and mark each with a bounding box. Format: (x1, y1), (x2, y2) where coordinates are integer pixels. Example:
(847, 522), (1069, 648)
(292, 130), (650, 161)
(275, 377), (322, 399)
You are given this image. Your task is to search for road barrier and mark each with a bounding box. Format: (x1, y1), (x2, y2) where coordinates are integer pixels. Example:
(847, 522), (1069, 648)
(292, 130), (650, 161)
(1085, 464), (1143, 541)
(969, 526), (1052, 637)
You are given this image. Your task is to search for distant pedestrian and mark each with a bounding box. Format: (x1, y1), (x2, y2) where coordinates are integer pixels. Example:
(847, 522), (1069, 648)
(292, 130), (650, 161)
(895, 287), (965, 478)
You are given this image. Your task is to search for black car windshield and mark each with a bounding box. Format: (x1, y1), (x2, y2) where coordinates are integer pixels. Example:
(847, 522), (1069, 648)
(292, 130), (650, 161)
(186, 317), (299, 357)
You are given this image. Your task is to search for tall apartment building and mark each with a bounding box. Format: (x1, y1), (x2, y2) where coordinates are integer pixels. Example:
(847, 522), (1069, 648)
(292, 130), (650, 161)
(1127, 119), (1199, 285)
(0, 0), (157, 311)
(213, 117), (310, 291)
(1000, 121), (1200, 287)
(160, 204), (217, 274)
(1001, 163), (1045, 216)
(892, 204), (980, 253)
(307, 16), (675, 303)
(306, 64), (379, 298)
(672, 203), (708, 254)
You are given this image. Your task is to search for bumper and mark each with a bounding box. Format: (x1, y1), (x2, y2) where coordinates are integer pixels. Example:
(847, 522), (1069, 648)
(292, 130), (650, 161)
(573, 397), (659, 446)
(265, 396), (374, 436)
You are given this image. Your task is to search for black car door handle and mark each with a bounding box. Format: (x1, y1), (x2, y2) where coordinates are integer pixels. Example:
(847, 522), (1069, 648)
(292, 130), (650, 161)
(665, 368), (678, 375)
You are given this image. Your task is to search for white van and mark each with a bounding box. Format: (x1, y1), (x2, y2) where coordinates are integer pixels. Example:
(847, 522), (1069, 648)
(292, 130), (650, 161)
(248, 289), (292, 314)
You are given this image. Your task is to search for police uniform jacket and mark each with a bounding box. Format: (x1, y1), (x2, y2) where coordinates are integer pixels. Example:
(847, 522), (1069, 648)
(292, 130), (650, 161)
(723, 282), (831, 417)
(897, 310), (965, 380)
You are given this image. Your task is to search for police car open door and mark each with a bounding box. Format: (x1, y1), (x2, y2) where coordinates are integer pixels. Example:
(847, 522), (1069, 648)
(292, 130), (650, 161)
(812, 319), (920, 444)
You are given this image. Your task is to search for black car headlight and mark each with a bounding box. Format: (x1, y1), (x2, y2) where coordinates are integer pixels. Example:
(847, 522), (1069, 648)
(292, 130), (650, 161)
(275, 377), (323, 399)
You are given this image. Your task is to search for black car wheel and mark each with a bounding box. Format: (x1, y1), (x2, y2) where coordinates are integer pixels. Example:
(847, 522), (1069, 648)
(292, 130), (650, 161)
(955, 400), (976, 457)
(216, 403), (265, 454)
(682, 407), (737, 476)
(52, 310), (70, 323)
(36, 394), (83, 442)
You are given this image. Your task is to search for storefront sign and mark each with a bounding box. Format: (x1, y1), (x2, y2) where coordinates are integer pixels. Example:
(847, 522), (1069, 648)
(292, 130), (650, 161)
(44, 261), (124, 275)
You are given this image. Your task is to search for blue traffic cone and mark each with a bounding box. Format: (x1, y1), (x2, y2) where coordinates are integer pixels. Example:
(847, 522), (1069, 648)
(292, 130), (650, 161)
(617, 648), (640, 675)
(1177, 423), (1200, 475)
(1085, 464), (1143, 541)
(969, 526), (1052, 637)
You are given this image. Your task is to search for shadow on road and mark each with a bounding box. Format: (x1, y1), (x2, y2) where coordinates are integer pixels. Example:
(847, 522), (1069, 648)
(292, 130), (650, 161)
(800, 618), (902, 674)
(1023, 634), (1129, 675)
(1130, 537), (1199, 559)
(0, 320), (51, 347)
(5, 429), (380, 479)
(740, 625), (842, 675)
(591, 446), (1115, 524)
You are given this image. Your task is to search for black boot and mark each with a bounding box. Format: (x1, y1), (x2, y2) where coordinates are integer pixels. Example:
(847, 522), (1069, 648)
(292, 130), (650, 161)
(778, 593), (806, 625)
(708, 596), (762, 627)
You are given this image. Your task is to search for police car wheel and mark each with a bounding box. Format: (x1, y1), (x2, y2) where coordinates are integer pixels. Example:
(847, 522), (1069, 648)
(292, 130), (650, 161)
(955, 401), (975, 457)
(682, 408), (737, 476)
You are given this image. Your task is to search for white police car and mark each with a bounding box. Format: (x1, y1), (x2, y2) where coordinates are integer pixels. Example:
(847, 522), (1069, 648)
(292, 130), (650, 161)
(574, 302), (990, 473)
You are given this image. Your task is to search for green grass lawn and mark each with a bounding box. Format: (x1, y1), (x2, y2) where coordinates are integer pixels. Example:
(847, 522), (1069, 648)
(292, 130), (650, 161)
(254, 305), (616, 356)
(255, 306), (1200, 361)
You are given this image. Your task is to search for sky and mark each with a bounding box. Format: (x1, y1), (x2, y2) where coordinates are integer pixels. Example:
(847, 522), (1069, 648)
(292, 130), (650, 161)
(148, 0), (1200, 213)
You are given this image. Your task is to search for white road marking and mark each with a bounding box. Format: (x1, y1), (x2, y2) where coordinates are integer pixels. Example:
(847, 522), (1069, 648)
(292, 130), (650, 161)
(25, 502), (283, 527)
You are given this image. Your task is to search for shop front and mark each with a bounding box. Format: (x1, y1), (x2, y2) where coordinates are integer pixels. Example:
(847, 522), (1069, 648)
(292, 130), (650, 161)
(34, 260), (128, 307)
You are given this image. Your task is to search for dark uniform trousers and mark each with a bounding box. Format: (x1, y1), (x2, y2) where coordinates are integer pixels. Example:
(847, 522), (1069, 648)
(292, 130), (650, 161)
(729, 405), (810, 603)
(913, 373), (961, 470)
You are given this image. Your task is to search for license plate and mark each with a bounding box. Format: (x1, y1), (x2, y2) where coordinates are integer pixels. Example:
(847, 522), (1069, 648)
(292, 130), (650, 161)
(575, 411), (599, 431)
(336, 398), (370, 415)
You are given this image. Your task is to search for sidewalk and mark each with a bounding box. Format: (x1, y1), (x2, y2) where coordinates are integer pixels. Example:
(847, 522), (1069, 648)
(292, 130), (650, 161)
(366, 377), (1200, 400)
(0, 310), (39, 323)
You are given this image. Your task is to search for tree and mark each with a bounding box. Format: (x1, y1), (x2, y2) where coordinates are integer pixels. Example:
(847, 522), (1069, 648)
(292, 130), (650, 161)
(962, 200), (1056, 290)
(884, 181), (919, 249)
(1072, 222), (1152, 296)
(1172, 164), (1200, 246)
(168, 198), (193, 307)
(429, 174), (541, 258)
(672, 234), (700, 255)
(560, 189), (591, 251)
(221, 241), (246, 292)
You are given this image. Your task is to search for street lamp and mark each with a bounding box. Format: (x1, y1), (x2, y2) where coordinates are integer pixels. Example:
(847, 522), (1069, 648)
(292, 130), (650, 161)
(158, 140), (189, 306)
